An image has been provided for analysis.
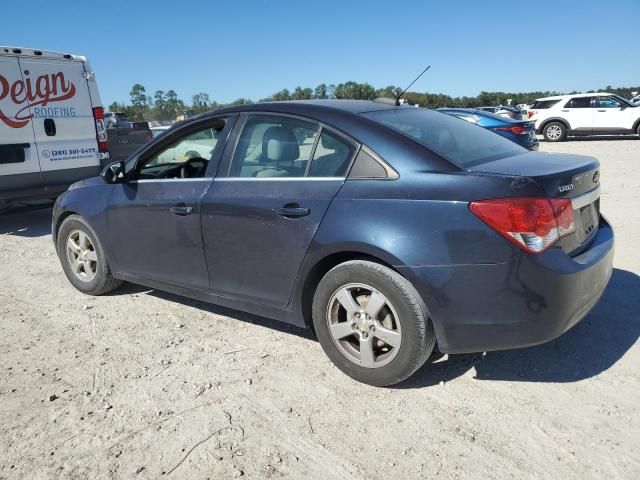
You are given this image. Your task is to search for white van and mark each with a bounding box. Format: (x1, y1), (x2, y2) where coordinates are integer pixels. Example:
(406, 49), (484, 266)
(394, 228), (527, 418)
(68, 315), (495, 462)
(0, 46), (109, 205)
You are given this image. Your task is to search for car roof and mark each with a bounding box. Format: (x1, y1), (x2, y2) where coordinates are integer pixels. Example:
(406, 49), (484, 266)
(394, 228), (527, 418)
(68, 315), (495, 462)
(200, 99), (405, 118)
(535, 92), (613, 101)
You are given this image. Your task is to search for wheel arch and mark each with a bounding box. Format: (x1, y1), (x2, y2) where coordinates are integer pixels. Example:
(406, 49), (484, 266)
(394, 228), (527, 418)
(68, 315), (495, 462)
(52, 209), (79, 246)
(539, 117), (571, 133)
(296, 247), (405, 334)
(632, 117), (640, 134)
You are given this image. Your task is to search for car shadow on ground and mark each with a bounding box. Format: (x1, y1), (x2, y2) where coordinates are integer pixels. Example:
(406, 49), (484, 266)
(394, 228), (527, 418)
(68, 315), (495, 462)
(141, 288), (315, 341)
(540, 135), (640, 142)
(0, 205), (53, 238)
(396, 268), (640, 389)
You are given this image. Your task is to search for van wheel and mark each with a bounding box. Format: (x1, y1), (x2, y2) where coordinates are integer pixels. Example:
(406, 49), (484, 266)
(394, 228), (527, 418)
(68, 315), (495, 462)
(57, 215), (122, 295)
(312, 260), (435, 386)
(542, 121), (567, 142)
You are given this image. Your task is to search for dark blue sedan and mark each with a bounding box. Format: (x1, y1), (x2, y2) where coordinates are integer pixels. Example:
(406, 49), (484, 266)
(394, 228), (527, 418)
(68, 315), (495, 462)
(52, 100), (613, 386)
(438, 107), (539, 150)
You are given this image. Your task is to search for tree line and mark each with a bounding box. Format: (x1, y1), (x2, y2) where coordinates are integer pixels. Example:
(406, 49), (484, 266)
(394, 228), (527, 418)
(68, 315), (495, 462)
(109, 82), (640, 121)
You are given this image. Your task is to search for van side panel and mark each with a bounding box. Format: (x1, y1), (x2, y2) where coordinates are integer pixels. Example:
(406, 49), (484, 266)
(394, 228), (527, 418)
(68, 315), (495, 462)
(19, 58), (101, 193)
(0, 55), (42, 200)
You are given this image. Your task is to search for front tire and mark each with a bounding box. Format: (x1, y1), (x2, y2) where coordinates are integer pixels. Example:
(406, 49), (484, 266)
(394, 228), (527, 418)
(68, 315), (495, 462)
(57, 215), (122, 295)
(312, 260), (435, 386)
(542, 121), (567, 142)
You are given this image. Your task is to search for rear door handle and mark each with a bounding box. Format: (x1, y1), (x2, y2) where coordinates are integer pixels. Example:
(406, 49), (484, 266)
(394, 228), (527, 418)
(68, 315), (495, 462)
(276, 204), (310, 218)
(169, 205), (193, 216)
(597, 110), (606, 112)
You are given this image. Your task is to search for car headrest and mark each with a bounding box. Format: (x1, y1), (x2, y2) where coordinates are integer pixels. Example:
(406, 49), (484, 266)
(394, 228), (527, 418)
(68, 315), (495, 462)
(321, 133), (347, 153)
(262, 126), (299, 164)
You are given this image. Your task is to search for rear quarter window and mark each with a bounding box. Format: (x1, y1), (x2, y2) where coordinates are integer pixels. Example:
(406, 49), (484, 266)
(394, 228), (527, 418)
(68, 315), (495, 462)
(531, 99), (561, 109)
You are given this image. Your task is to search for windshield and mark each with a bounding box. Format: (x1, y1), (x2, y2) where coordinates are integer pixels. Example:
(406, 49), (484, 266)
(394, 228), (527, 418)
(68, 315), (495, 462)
(362, 108), (526, 167)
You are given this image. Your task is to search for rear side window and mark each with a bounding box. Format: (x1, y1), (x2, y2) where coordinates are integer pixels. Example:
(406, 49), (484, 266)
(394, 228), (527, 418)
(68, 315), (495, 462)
(531, 99), (561, 109)
(362, 108), (525, 168)
(564, 97), (593, 108)
(308, 131), (356, 177)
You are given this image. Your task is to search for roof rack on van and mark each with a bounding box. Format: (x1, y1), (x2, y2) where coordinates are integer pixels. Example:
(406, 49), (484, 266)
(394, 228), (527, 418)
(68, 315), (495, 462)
(0, 46), (83, 61)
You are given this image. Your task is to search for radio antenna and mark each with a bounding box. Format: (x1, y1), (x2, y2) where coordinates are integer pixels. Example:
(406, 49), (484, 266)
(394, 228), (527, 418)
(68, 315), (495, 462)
(395, 65), (431, 106)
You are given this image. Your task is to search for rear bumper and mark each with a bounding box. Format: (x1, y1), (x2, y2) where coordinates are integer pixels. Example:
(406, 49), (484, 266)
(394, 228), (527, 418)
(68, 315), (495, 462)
(401, 217), (614, 354)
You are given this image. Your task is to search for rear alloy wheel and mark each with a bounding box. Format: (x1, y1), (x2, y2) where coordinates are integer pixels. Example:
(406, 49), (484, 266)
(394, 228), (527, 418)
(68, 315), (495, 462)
(542, 121), (567, 142)
(313, 260), (435, 386)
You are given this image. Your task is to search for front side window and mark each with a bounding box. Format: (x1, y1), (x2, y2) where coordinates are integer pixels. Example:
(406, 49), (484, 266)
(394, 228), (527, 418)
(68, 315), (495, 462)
(362, 108), (524, 168)
(596, 96), (621, 108)
(229, 116), (319, 178)
(565, 97), (593, 108)
(137, 119), (227, 179)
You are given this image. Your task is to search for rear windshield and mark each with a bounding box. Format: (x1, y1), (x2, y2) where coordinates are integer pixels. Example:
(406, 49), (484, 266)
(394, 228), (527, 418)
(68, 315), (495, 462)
(531, 99), (561, 109)
(362, 108), (525, 167)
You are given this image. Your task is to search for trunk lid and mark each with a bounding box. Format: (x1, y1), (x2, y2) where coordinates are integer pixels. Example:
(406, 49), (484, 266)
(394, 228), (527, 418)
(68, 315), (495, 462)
(468, 151), (601, 255)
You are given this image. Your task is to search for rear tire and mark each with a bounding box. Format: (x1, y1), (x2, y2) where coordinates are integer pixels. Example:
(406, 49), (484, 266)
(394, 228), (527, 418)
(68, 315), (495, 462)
(57, 215), (122, 295)
(542, 121), (567, 142)
(312, 260), (435, 386)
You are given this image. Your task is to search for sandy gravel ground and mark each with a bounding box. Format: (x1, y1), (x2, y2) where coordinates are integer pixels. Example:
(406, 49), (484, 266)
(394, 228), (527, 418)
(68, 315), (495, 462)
(1, 137), (639, 480)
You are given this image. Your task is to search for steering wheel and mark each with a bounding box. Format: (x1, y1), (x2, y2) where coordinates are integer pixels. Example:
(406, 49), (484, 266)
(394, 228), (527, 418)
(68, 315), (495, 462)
(179, 157), (208, 178)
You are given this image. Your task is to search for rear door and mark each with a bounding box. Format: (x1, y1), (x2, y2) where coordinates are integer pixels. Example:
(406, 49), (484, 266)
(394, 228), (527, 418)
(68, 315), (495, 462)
(18, 57), (101, 189)
(0, 55), (40, 199)
(201, 114), (357, 308)
(560, 96), (595, 132)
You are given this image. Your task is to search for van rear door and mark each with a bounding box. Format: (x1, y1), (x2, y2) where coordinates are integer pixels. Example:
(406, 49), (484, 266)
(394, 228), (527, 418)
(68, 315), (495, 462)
(0, 55), (40, 200)
(19, 57), (101, 191)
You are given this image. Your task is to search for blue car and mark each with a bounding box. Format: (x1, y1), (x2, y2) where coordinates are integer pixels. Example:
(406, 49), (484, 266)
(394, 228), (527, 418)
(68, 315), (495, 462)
(438, 107), (539, 150)
(52, 101), (612, 386)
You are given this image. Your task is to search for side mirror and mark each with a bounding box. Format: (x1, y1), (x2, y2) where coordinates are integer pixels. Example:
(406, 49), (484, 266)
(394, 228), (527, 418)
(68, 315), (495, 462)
(620, 104), (627, 110)
(101, 160), (126, 184)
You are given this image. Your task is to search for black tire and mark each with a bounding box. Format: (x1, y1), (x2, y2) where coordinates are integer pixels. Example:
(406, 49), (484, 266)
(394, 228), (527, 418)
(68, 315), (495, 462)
(56, 214), (122, 295)
(312, 260), (436, 386)
(542, 121), (567, 142)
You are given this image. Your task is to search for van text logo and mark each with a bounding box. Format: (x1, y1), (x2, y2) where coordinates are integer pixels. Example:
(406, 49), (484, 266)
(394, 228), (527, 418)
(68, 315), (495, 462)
(0, 70), (76, 128)
(558, 184), (574, 193)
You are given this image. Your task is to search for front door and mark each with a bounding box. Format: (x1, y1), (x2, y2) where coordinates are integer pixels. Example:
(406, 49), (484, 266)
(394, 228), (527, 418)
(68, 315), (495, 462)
(593, 96), (631, 131)
(0, 55), (40, 199)
(202, 114), (357, 308)
(107, 117), (234, 290)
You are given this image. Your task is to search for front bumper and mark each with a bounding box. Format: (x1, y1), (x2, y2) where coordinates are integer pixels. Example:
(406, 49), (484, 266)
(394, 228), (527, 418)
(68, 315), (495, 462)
(401, 217), (614, 354)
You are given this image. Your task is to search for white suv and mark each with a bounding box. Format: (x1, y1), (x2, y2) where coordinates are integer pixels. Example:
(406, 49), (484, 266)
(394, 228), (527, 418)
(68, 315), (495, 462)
(528, 92), (640, 141)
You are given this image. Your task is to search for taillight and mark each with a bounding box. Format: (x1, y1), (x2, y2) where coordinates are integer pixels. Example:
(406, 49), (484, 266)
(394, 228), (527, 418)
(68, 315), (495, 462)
(92, 107), (109, 154)
(469, 198), (575, 254)
(527, 111), (535, 118)
(494, 125), (530, 135)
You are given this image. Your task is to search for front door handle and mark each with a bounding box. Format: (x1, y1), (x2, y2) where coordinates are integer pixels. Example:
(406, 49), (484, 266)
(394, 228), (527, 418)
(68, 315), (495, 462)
(44, 118), (56, 136)
(169, 205), (193, 216)
(597, 109), (606, 112)
(276, 204), (310, 218)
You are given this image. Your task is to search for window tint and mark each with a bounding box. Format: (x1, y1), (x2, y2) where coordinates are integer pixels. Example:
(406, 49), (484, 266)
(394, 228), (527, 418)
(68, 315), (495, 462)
(137, 119), (227, 179)
(565, 97), (592, 108)
(362, 108), (524, 168)
(308, 131), (356, 177)
(531, 99), (561, 109)
(596, 96), (621, 108)
(229, 116), (318, 178)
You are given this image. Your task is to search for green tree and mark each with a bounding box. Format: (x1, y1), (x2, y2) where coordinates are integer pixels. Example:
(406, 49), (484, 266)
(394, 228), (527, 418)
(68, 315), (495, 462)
(192, 92), (212, 113)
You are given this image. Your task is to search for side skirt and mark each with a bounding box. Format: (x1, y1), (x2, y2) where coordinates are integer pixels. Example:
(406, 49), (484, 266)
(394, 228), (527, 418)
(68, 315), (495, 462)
(115, 272), (306, 328)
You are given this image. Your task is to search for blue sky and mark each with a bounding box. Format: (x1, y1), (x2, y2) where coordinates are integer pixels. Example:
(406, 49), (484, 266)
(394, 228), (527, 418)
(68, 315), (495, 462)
(4, 0), (639, 106)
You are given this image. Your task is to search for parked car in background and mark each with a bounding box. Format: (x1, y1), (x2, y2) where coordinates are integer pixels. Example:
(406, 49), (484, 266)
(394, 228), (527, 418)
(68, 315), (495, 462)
(438, 108), (538, 150)
(1, 46), (108, 206)
(476, 106), (524, 120)
(52, 100), (612, 386)
(106, 122), (152, 166)
(150, 125), (172, 137)
(104, 112), (129, 129)
(631, 95), (640, 105)
(528, 92), (640, 141)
